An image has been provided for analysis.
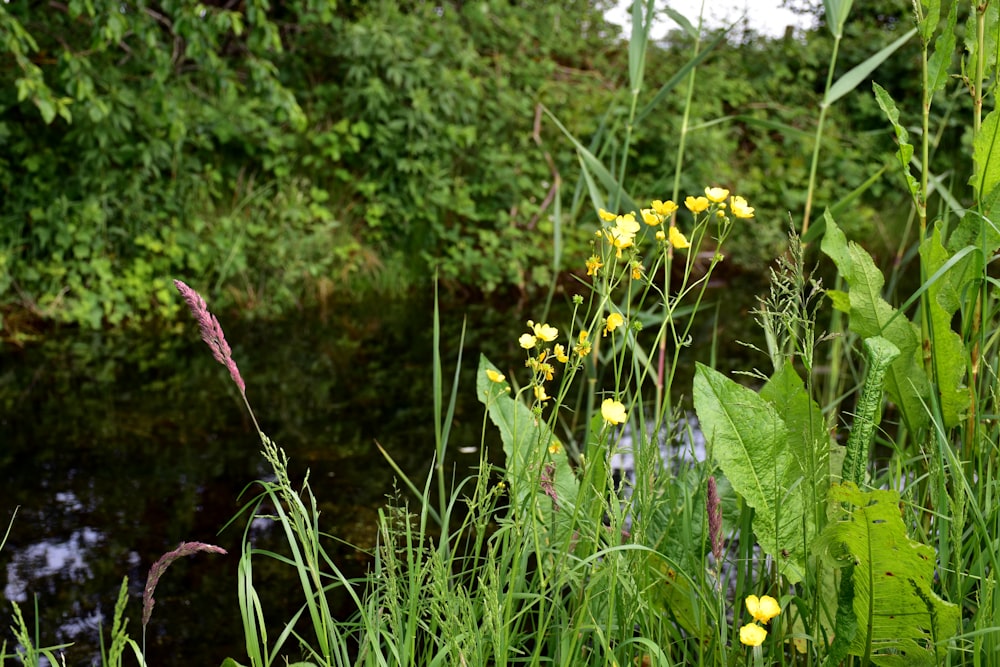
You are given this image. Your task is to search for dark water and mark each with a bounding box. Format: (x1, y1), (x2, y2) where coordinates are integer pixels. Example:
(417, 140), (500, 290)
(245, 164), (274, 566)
(0, 287), (762, 665)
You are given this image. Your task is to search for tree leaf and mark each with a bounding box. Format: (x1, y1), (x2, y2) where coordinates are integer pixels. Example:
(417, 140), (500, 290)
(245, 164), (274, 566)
(693, 363), (806, 582)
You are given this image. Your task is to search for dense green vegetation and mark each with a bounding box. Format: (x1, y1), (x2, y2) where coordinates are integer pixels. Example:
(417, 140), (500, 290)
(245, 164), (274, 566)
(7, 0), (1000, 665)
(1, 0), (931, 337)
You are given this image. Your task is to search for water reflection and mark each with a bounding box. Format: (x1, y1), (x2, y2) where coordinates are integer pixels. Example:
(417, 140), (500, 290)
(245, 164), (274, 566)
(0, 288), (761, 665)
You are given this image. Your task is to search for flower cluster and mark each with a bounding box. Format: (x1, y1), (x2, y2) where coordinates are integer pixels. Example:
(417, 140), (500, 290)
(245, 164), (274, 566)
(739, 594), (781, 647)
(588, 187), (754, 280)
(517, 319), (568, 404)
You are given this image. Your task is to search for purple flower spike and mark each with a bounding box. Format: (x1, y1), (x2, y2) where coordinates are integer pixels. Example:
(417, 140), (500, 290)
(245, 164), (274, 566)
(142, 541), (227, 628)
(173, 279), (246, 395)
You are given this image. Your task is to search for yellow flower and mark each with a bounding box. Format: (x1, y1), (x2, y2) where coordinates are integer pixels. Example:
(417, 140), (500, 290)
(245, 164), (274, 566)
(655, 229), (666, 242)
(616, 212), (640, 234)
(668, 226), (690, 249)
(601, 398), (627, 425)
(731, 195), (755, 219)
(604, 227), (635, 257)
(739, 623), (767, 647)
(538, 361), (555, 382)
(746, 595), (781, 624)
(685, 196), (709, 213)
(528, 320), (559, 342)
(574, 330), (592, 357)
(548, 440), (563, 454)
(486, 369), (505, 383)
(604, 312), (624, 336)
(651, 199), (679, 217)
(705, 186), (730, 203)
(534, 385), (551, 402)
(631, 261), (644, 280)
(598, 208), (618, 222)
(586, 255), (603, 276)
(641, 209), (660, 226)
(519, 333), (537, 349)
(553, 344), (569, 363)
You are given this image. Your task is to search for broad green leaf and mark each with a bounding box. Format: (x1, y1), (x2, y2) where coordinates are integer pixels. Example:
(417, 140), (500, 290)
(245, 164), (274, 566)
(821, 215), (930, 432)
(873, 82), (918, 201)
(926, 0), (957, 98)
(971, 109), (1000, 201)
(918, 0), (940, 42)
(946, 207), (1000, 256)
(814, 484), (961, 666)
(476, 355), (578, 520)
(918, 224), (970, 428)
(825, 28), (916, 107)
(693, 363), (806, 582)
(759, 364), (831, 531)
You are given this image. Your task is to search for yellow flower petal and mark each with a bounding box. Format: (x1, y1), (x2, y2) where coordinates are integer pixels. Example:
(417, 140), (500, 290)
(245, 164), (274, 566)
(533, 385), (551, 402)
(604, 312), (624, 336)
(705, 186), (730, 203)
(641, 209), (660, 226)
(598, 208), (618, 221)
(685, 196), (709, 213)
(519, 333), (537, 349)
(486, 369), (505, 383)
(601, 398), (627, 425)
(668, 226), (690, 249)
(739, 623), (767, 647)
(651, 199), (679, 217)
(731, 195), (755, 219)
(746, 595), (781, 623)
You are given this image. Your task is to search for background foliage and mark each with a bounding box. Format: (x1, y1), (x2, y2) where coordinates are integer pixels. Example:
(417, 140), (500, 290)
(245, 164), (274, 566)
(0, 1), (942, 334)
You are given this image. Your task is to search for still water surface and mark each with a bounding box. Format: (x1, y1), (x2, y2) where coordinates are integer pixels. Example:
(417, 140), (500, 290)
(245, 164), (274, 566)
(1, 288), (760, 665)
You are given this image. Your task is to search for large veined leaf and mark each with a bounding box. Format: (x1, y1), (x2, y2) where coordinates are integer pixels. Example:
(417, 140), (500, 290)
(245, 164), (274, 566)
(971, 109), (1000, 201)
(693, 363), (807, 582)
(814, 484), (960, 666)
(759, 364), (834, 530)
(476, 355), (578, 523)
(820, 214), (930, 432)
(918, 225), (970, 428)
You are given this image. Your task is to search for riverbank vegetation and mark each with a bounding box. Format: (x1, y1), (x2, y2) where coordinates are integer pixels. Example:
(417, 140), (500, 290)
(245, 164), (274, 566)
(4, 0), (1000, 665)
(4, 0), (914, 338)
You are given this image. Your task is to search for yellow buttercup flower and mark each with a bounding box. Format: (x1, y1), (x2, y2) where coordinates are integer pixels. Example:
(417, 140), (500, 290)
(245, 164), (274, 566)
(548, 440), (563, 454)
(746, 595), (781, 624)
(601, 398), (627, 425)
(528, 320), (559, 342)
(651, 199), (679, 217)
(585, 255), (603, 276)
(604, 312), (624, 336)
(731, 195), (755, 219)
(668, 226), (690, 249)
(553, 344), (569, 363)
(739, 623), (767, 647)
(685, 196), (709, 213)
(598, 208), (618, 222)
(641, 209), (660, 226)
(486, 369), (505, 383)
(533, 385), (551, 402)
(518, 333), (537, 349)
(631, 261), (643, 280)
(574, 330), (592, 357)
(705, 186), (730, 203)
